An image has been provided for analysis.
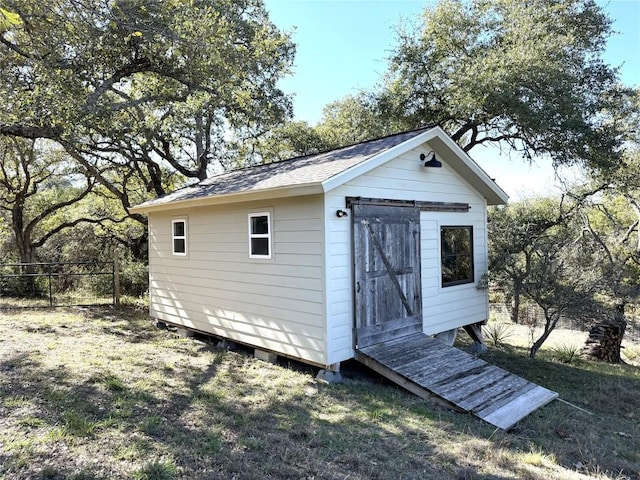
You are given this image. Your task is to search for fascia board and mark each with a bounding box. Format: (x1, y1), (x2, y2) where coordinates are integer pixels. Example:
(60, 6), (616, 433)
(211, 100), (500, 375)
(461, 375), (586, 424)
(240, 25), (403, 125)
(321, 127), (440, 193)
(321, 125), (508, 205)
(129, 184), (324, 214)
(428, 131), (509, 205)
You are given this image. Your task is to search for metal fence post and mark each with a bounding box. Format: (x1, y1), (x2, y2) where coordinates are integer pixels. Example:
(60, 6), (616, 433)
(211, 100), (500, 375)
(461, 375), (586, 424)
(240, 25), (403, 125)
(113, 251), (120, 306)
(1, 261), (117, 309)
(48, 266), (53, 307)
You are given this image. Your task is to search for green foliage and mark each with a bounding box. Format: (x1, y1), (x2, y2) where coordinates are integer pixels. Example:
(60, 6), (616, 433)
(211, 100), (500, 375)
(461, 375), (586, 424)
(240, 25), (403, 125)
(0, 7), (21, 28)
(197, 429), (223, 454)
(377, 0), (627, 168)
(0, 137), (110, 265)
(133, 459), (178, 480)
(102, 375), (127, 393)
(551, 344), (583, 364)
(483, 322), (514, 349)
(62, 410), (99, 437)
(253, 93), (395, 161)
(489, 186), (640, 360)
(249, 120), (331, 164)
(138, 415), (164, 437)
(261, 1), (633, 170)
(314, 93), (394, 148)
(0, 0), (295, 263)
(489, 197), (575, 321)
(488, 196), (613, 357)
(119, 255), (149, 297)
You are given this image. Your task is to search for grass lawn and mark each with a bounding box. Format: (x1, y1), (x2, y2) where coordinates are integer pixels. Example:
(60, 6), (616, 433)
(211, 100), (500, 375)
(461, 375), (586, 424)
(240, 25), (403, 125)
(0, 306), (638, 479)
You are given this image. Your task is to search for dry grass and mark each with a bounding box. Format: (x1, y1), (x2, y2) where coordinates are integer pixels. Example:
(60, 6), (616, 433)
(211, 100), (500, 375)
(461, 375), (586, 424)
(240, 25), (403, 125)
(0, 306), (638, 479)
(483, 319), (640, 366)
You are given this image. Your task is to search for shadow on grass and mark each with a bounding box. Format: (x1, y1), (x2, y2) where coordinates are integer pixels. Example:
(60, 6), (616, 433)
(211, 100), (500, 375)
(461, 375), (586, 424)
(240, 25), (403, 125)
(1, 306), (638, 479)
(1, 348), (513, 478)
(462, 342), (640, 478)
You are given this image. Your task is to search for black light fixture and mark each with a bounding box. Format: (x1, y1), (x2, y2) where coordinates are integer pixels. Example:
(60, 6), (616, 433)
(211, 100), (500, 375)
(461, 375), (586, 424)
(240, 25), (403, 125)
(420, 152), (442, 168)
(336, 209), (348, 218)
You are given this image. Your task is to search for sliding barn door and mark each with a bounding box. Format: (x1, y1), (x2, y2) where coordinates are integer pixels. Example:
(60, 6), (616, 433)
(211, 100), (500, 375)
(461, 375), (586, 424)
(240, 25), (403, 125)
(353, 205), (422, 348)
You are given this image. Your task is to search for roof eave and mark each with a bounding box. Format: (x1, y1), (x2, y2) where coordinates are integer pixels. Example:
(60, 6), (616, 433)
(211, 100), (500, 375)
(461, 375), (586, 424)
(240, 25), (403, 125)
(426, 132), (509, 205)
(321, 125), (509, 205)
(321, 126), (441, 193)
(129, 183), (325, 215)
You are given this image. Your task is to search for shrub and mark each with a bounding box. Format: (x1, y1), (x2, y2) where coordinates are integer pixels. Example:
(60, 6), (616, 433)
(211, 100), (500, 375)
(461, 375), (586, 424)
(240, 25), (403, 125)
(119, 256), (149, 297)
(551, 343), (582, 364)
(483, 323), (514, 349)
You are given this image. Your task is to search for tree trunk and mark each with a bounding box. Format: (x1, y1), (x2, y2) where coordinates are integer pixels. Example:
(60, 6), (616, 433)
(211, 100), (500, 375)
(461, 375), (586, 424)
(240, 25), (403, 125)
(129, 232), (149, 262)
(12, 204), (38, 294)
(511, 286), (521, 324)
(529, 314), (558, 358)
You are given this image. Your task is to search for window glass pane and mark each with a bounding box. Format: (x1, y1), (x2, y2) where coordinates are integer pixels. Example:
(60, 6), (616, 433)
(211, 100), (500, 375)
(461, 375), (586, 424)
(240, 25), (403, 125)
(251, 215), (269, 235)
(173, 221), (185, 237)
(174, 238), (186, 254)
(441, 226), (473, 286)
(251, 238), (269, 256)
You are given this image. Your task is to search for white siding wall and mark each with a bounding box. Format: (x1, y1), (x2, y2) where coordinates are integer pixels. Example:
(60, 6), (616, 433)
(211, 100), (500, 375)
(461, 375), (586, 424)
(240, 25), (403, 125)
(324, 144), (489, 363)
(420, 207), (488, 335)
(148, 195), (328, 365)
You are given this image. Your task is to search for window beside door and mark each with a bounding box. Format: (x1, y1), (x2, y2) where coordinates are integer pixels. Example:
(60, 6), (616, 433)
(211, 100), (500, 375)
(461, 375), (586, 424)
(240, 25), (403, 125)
(441, 226), (473, 287)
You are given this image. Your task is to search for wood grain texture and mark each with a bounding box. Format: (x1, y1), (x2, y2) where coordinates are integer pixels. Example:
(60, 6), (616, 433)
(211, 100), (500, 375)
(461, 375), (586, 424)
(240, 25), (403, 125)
(353, 205), (422, 348)
(358, 333), (558, 430)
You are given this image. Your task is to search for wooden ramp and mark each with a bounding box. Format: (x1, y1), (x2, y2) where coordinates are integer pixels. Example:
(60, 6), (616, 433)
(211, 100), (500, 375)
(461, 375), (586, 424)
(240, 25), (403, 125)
(355, 333), (558, 430)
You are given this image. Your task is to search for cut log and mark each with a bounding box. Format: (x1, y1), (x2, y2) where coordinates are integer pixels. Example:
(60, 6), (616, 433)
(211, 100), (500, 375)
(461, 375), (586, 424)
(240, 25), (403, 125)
(582, 319), (626, 363)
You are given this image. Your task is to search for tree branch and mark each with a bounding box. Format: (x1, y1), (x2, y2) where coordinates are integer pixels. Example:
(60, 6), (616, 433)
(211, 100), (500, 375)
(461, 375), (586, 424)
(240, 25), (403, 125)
(0, 123), (63, 140)
(24, 176), (96, 239)
(32, 215), (128, 249)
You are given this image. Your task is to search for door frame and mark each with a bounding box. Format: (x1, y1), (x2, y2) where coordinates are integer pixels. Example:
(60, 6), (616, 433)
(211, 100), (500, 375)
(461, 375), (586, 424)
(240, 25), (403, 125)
(351, 203), (422, 348)
(347, 197), (472, 349)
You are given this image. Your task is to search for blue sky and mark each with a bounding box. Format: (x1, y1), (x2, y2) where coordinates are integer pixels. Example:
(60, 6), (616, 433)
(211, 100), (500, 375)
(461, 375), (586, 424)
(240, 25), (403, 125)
(263, 0), (640, 198)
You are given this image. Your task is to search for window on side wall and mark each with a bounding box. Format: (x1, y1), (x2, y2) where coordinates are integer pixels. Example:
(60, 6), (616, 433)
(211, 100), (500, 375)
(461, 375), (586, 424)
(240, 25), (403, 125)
(172, 218), (187, 256)
(441, 226), (473, 287)
(248, 212), (271, 259)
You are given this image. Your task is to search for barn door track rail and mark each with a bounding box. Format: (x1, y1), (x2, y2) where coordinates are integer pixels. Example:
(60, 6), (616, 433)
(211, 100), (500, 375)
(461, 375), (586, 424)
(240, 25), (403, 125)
(355, 333), (558, 430)
(346, 196), (470, 212)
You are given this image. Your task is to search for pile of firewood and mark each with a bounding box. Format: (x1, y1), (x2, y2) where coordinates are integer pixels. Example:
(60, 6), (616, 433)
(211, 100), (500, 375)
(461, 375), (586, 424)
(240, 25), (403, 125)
(582, 321), (626, 363)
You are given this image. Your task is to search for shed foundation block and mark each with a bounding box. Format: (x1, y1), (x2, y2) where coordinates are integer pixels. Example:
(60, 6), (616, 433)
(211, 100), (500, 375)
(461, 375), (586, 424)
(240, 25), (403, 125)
(176, 327), (194, 338)
(255, 349), (277, 363)
(316, 363), (343, 384)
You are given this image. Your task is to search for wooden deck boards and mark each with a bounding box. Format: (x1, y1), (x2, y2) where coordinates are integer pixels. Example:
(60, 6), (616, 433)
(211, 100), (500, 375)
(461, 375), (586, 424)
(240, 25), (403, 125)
(357, 333), (558, 430)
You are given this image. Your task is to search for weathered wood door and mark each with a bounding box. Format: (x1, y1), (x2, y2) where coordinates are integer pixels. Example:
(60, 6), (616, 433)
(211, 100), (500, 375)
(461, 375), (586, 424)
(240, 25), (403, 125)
(353, 205), (422, 348)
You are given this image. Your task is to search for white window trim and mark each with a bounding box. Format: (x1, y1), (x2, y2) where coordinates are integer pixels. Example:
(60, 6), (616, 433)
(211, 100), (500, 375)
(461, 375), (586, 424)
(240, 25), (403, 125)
(172, 218), (187, 256)
(248, 211), (272, 259)
(439, 224), (474, 288)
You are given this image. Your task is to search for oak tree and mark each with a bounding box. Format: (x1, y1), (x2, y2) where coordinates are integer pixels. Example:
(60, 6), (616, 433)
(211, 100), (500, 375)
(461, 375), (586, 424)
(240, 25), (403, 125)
(0, 0), (294, 214)
(0, 0), (294, 264)
(269, 0), (629, 170)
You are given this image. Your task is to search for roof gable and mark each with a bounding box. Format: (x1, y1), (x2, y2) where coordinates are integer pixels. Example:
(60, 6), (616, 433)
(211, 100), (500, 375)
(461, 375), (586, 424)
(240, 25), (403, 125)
(131, 126), (508, 213)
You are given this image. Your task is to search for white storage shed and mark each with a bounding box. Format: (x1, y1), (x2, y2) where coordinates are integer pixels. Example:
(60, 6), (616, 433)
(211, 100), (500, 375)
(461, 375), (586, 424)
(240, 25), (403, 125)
(131, 126), (509, 372)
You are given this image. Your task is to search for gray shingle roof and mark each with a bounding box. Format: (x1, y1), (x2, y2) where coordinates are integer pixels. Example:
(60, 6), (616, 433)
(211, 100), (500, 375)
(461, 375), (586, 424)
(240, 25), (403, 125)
(134, 127), (435, 209)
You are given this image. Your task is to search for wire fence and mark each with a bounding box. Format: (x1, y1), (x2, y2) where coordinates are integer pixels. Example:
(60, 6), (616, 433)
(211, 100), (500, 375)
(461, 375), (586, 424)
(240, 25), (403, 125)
(489, 302), (640, 344)
(0, 262), (118, 309)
